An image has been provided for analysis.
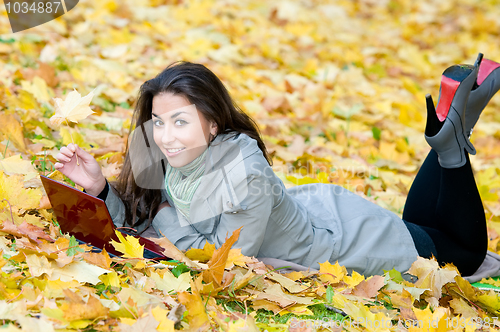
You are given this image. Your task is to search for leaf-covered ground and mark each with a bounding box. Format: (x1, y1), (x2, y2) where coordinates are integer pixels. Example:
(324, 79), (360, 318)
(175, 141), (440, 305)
(1, 0), (500, 330)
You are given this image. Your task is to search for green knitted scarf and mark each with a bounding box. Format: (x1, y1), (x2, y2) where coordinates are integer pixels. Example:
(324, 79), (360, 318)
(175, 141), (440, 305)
(164, 146), (210, 221)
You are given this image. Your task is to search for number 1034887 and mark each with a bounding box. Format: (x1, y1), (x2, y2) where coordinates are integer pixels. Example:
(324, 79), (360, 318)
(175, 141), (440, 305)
(5, 1), (63, 14)
(445, 317), (498, 328)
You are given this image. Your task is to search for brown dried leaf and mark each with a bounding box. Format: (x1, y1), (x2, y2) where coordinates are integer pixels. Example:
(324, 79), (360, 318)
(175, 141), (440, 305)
(353, 275), (385, 298)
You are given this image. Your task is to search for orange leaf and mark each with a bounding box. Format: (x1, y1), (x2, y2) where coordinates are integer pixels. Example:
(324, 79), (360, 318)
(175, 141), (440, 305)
(0, 220), (53, 244)
(177, 279), (210, 330)
(39, 196), (52, 210)
(83, 248), (112, 269)
(202, 226), (242, 287)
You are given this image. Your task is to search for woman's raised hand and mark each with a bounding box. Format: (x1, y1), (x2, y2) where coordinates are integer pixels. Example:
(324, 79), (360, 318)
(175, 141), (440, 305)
(54, 143), (107, 196)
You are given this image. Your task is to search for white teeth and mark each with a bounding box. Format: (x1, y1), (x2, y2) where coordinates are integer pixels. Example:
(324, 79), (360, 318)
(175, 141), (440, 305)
(167, 148), (184, 153)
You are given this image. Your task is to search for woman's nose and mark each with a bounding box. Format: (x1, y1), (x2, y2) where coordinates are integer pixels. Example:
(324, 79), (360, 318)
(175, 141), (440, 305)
(161, 127), (175, 145)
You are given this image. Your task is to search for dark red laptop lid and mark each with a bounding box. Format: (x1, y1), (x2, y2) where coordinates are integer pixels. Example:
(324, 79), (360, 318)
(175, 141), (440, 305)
(40, 175), (168, 259)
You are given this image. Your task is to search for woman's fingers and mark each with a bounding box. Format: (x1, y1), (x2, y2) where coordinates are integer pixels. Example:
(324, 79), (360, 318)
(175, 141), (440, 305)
(73, 146), (100, 172)
(59, 146), (74, 159)
(56, 153), (67, 163)
(73, 144), (92, 161)
(58, 144), (82, 162)
(56, 150), (74, 162)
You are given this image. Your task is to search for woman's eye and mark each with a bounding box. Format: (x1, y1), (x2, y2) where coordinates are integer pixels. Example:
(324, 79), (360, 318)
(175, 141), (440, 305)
(153, 119), (163, 126)
(175, 119), (187, 126)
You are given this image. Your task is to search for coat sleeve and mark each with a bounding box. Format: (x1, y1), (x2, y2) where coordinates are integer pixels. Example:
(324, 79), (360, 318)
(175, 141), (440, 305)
(151, 172), (274, 258)
(151, 204), (208, 250)
(104, 184), (153, 234)
(104, 184), (127, 228)
(212, 173), (274, 257)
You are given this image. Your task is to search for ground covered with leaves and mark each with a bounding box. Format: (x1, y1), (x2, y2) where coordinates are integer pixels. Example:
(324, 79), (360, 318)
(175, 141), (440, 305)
(2, 0), (500, 330)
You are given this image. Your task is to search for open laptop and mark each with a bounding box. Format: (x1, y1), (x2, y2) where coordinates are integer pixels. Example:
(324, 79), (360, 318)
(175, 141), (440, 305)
(40, 174), (170, 260)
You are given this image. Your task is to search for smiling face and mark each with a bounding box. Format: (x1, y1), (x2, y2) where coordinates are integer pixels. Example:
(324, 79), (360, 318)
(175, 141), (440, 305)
(152, 92), (217, 168)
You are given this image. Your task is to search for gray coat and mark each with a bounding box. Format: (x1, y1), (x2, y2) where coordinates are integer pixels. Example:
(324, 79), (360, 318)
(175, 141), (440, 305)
(104, 132), (418, 276)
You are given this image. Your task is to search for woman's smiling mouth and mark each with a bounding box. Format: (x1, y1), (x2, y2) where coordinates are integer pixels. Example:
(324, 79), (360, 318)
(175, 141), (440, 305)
(165, 147), (185, 156)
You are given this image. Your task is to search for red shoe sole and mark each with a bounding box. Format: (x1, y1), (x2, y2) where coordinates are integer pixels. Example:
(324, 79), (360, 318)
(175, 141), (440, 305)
(477, 58), (500, 85)
(436, 76), (460, 122)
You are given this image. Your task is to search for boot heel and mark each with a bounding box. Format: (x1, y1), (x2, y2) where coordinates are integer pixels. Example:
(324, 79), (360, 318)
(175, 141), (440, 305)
(425, 94), (442, 137)
(424, 53), (482, 168)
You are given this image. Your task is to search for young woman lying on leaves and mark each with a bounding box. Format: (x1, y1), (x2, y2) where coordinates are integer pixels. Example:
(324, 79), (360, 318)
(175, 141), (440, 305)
(54, 53), (500, 277)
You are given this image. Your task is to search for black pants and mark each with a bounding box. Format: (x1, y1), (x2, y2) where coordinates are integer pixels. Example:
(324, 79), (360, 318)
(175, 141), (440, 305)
(402, 149), (487, 276)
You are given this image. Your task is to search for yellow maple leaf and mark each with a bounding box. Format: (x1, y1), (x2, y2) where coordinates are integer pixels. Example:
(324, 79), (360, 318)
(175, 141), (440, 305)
(476, 168), (500, 202)
(0, 171), (42, 212)
(0, 113), (27, 153)
(343, 270), (365, 288)
(409, 306), (450, 332)
(212, 311), (260, 331)
(407, 257), (458, 301)
(59, 127), (93, 149)
(26, 254), (54, 278)
(60, 290), (109, 322)
(225, 248), (253, 269)
(99, 271), (121, 288)
(50, 89), (95, 126)
(150, 270), (190, 294)
(319, 261), (347, 283)
(0, 154), (37, 176)
(21, 76), (53, 103)
(110, 230), (144, 259)
(185, 241), (215, 262)
(177, 280), (210, 330)
(267, 272), (307, 293)
(43, 279), (81, 298)
(5, 88), (39, 112)
(330, 292), (394, 330)
(477, 292), (500, 313)
(0, 154), (39, 186)
(278, 304), (314, 316)
(254, 283), (315, 307)
(448, 298), (478, 319)
(151, 306), (175, 332)
(285, 271), (307, 281)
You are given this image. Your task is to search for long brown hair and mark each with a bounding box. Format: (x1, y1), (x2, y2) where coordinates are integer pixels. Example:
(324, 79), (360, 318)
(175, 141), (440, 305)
(112, 61), (272, 231)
